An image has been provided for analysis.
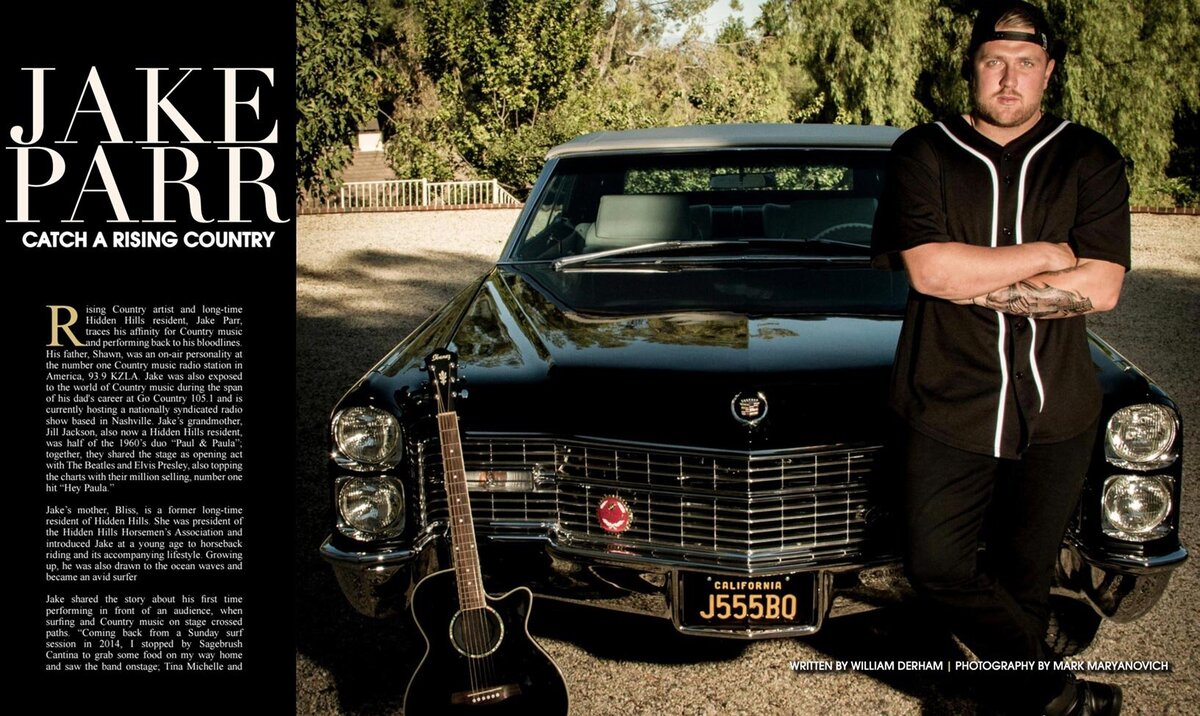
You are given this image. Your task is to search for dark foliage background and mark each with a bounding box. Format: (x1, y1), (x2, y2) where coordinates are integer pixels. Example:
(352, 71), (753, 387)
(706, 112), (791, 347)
(296, 0), (1199, 206)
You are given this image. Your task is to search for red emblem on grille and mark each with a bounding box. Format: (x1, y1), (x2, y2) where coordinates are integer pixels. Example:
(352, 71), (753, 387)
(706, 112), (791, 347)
(597, 496), (632, 534)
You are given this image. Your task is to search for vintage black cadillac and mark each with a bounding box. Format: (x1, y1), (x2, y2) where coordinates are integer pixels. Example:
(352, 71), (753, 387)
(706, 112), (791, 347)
(320, 124), (1186, 651)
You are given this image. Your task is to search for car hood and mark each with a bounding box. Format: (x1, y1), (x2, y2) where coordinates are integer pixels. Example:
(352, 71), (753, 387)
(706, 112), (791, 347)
(443, 264), (905, 451)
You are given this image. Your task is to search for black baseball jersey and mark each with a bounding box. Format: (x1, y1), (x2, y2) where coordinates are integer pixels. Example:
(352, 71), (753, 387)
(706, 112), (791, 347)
(871, 113), (1130, 458)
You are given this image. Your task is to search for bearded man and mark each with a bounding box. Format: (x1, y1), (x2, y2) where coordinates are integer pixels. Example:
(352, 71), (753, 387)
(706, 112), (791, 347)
(871, 2), (1130, 714)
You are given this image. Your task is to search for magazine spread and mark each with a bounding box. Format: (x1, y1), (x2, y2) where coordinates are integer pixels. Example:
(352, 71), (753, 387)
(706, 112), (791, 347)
(14, 2), (1196, 714)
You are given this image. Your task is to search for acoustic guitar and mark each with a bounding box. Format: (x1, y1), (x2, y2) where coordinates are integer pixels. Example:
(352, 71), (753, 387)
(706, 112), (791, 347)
(404, 349), (569, 715)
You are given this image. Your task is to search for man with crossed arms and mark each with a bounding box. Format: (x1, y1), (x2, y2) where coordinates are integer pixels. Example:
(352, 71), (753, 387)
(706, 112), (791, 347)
(872, 2), (1129, 714)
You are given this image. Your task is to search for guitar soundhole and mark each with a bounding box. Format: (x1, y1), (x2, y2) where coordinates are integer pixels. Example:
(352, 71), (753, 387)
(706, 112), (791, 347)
(449, 606), (504, 658)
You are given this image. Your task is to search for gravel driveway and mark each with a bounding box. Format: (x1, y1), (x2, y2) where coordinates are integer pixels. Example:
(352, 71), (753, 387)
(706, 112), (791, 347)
(296, 210), (1198, 715)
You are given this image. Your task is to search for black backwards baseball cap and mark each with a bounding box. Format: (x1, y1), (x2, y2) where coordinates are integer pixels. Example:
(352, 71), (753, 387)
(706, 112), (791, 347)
(967, 1), (1055, 56)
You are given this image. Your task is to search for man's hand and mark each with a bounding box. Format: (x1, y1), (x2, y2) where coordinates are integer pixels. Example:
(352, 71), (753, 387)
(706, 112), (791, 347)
(951, 258), (1125, 318)
(900, 241), (1076, 301)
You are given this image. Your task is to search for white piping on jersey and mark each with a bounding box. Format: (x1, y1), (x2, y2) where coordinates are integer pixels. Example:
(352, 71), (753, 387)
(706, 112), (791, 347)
(1014, 120), (1070, 244)
(1016, 120), (1070, 412)
(1028, 320), (1043, 410)
(935, 121), (1006, 457)
(936, 122), (1000, 247)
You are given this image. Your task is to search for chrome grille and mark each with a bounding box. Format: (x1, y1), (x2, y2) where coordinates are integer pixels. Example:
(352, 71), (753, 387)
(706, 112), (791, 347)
(421, 436), (889, 569)
(421, 438), (558, 538)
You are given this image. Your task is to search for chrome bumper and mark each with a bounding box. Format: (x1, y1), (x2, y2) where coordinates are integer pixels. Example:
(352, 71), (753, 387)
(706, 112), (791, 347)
(321, 530), (911, 635)
(319, 532), (441, 618)
(322, 532), (1186, 633)
(533, 545), (912, 639)
(1055, 539), (1188, 622)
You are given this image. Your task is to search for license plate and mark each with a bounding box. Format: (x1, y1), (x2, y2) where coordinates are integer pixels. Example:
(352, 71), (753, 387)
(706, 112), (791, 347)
(678, 572), (817, 630)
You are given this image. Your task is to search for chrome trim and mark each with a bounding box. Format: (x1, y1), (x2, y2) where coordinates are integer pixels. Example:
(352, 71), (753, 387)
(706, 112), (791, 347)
(1104, 452), (1180, 471)
(553, 240), (742, 270)
(536, 551), (673, 618)
(537, 547), (891, 639)
(544, 536), (897, 575)
(543, 125), (902, 160)
(319, 531), (438, 566)
(419, 435), (893, 571)
(1072, 543), (1189, 573)
(321, 530), (443, 618)
(320, 541), (411, 566)
(417, 440), (432, 529)
(1056, 541), (1188, 622)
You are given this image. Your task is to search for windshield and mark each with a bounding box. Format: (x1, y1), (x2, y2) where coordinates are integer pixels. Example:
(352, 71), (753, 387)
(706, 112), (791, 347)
(509, 149), (887, 262)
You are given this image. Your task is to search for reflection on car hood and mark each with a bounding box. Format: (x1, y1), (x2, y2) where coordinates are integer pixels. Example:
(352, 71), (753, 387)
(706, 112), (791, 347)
(445, 264), (904, 451)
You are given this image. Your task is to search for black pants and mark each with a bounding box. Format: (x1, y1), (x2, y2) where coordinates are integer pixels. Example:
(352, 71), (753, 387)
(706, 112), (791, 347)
(902, 424), (1095, 705)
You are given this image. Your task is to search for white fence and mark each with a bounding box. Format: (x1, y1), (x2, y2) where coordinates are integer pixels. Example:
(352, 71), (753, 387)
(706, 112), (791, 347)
(326, 178), (522, 211)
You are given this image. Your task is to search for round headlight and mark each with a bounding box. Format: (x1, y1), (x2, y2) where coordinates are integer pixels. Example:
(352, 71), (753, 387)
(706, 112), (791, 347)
(338, 477), (405, 538)
(1105, 404), (1177, 469)
(1101, 474), (1172, 540)
(333, 406), (402, 467)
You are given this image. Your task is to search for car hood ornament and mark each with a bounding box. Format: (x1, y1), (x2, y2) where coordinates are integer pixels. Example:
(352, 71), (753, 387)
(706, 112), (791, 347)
(731, 391), (768, 426)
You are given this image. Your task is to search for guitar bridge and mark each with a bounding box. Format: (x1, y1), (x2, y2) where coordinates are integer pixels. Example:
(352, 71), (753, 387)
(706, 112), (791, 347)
(449, 684), (521, 706)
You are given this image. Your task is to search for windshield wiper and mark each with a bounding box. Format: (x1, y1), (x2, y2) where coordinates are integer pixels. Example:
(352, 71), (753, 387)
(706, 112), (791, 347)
(551, 238), (870, 270)
(800, 238), (871, 250)
(552, 240), (747, 270)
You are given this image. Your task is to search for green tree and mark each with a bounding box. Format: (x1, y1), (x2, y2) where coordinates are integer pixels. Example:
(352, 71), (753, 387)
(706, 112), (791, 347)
(754, 0), (790, 38)
(750, 0), (1198, 205)
(715, 16), (750, 49)
(774, 0), (935, 126)
(597, 1), (715, 76)
(297, 0), (1197, 207)
(373, 1), (460, 181)
(296, 0), (385, 201)
(412, 0), (605, 183)
(1048, 0), (1200, 204)
(1167, 109), (1199, 206)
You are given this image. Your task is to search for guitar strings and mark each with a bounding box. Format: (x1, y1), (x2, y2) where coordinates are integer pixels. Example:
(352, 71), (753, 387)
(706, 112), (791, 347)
(435, 370), (497, 694)
(435, 380), (478, 692)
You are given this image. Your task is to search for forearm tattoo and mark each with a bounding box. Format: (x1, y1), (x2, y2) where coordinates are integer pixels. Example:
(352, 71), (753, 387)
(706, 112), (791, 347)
(972, 280), (1093, 317)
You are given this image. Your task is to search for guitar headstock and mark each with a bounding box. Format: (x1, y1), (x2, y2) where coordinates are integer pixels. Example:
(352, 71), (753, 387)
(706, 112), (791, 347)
(424, 349), (461, 413)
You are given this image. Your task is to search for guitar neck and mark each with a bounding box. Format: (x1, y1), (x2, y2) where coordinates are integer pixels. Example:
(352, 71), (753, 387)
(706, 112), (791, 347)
(436, 410), (486, 611)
